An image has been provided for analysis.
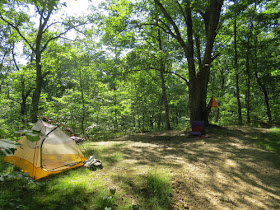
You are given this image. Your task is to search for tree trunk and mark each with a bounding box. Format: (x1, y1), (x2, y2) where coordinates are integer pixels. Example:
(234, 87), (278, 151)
(157, 28), (171, 130)
(1, 5), (63, 123)
(157, 113), (161, 130)
(31, 56), (43, 122)
(245, 38), (251, 124)
(31, 9), (53, 123)
(31, 81), (42, 122)
(20, 79), (33, 123)
(189, 65), (211, 123)
(21, 92), (27, 123)
(149, 115), (154, 129)
(234, 17), (243, 125)
(137, 112), (140, 129)
(160, 71), (171, 129)
(154, 0), (223, 125)
(253, 37), (272, 122)
(255, 72), (272, 122)
(216, 108), (220, 122)
(11, 42), (33, 124)
(0, 54), (6, 93)
(142, 111), (145, 131)
(187, 0), (222, 124)
(79, 68), (86, 135)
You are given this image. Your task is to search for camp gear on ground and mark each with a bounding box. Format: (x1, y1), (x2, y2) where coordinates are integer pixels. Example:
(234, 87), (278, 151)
(70, 136), (86, 144)
(83, 156), (103, 171)
(191, 121), (206, 136)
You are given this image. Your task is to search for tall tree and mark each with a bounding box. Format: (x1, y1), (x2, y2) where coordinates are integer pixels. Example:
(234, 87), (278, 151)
(157, 28), (172, 130)
(245, 21), (252, 124)
(234, 16), (243, 125)
(11, 46), (35, 123)
(153, 0), (223, 124)
(0, 0), (83, 122)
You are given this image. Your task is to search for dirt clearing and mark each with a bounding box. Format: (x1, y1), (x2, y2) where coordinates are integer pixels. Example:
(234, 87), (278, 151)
(87, 127), (280, 209)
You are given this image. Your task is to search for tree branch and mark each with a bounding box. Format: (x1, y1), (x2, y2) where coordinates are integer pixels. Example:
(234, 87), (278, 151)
(126, 66), (189, 86)
(11, 42), (20, 71)
(25, 87), (34, 98)
(43, 21), (64, 33)
(211, 53), (220, 62)
(0, 16), (35, 53)
(42, 71), (51, 79)
(40, 23), (87, 53)
(194, 32), (202, 66)
(1, 52), (7, 70)
(158, 19), (178, 39)
(168, 71), (189, 86)
(176, 0), (188, 26)
(154, 0), (189, 57)
(41, 9), (53, 31)
(59, 36), (76, 41)
(126, 67), (161, 74)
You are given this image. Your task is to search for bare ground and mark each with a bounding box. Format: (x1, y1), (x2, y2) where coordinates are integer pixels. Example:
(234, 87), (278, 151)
(88, 127), (280, 209)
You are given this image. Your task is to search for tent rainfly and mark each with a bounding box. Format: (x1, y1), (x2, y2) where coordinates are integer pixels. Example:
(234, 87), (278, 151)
(4, 120), (86, 180)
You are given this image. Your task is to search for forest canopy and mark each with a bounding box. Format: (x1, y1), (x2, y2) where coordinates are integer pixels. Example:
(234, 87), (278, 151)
(0, 0), (279, 136)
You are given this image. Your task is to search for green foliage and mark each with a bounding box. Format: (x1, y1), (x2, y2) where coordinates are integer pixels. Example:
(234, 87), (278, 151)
(0, 0), (279, 137)
(0, 167), (90, 209)
(1, 128), (279, 209)
(13, 128), (46, 143)
(207, 0), (280, 125)
(252, 127), (280, 154)
(96, 195), (115, 209)
(0, 139), (20, 156)
(0, 171), (37, 185)
(0, 128), (7, 139)
(2, 0), (280, 207)
(144, 169), (172, 209)
(0, 164), (40, 209)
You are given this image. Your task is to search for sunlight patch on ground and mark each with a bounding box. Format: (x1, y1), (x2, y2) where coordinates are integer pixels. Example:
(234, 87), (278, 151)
(225, 159), (238, 168)
(84, 129), (280, 209)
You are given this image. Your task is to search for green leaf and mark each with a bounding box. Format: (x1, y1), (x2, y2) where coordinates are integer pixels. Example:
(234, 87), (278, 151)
(0, 139), (20, 156)
(26, 134), (40, 142)
(0, 128), (6, 137)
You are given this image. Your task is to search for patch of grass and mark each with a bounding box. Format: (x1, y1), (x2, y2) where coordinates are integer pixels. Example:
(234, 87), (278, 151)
(93, 187), (117, 209)
(207, 125), (233, 135)
(110, 174), (144, 208)
(252, 127), (280, 154)
(89, 130), (129, 141)
(0, 165), (116, 209)
(2, 127), (280, 209)
(0, 166), (94, 209)
(143, 169), (172, 209)
(84, 143), (125, 166)
(0, 142), (134, 210)
(249, 127), (280, 166)
(110, 169), (173, 210)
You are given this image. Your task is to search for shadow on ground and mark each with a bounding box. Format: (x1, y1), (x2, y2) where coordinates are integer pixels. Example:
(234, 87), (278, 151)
(87, 126), (280, 209)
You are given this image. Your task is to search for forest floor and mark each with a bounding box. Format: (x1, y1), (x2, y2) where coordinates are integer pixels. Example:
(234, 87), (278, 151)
(1, 126), (280, 209)
(88, 126), (280, 209)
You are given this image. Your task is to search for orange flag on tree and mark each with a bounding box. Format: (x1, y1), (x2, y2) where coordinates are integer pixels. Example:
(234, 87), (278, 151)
(211, 97), (218, 108)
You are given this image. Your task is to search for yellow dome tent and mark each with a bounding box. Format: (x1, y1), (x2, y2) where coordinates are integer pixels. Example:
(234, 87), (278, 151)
(4, 120), (86, 180)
